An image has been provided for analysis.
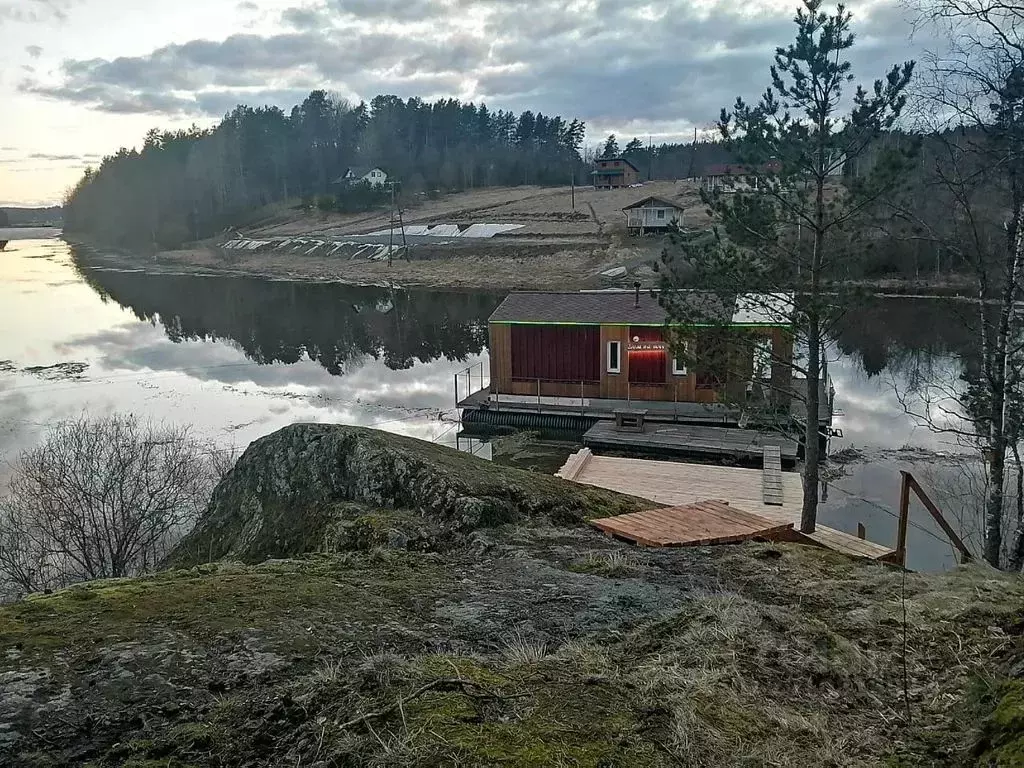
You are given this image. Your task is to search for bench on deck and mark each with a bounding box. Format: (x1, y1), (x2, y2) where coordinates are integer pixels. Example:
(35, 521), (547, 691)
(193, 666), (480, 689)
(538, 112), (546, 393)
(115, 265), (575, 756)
(613, 408), (648, 433)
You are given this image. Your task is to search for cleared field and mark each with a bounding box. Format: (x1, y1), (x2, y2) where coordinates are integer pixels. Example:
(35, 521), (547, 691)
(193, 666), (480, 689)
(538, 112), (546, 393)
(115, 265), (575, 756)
(248, 181), (708, 241)
(138, 182), (710, 289)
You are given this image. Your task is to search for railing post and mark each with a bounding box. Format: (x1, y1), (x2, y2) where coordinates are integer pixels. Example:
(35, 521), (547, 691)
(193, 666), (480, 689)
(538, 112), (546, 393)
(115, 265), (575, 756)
(537, 378), (541, 413)
(906, 472), (973, 564)
(896, 471), (911, 568)
(581, 380), (585, 416)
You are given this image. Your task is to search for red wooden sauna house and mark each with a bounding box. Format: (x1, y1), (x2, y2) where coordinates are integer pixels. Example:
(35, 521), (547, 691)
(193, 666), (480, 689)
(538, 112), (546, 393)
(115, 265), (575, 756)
(457, 288), (833, 463)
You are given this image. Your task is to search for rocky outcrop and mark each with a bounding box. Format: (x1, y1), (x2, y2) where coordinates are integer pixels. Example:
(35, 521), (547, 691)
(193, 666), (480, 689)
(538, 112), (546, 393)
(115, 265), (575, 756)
(167, 424), (642, 566)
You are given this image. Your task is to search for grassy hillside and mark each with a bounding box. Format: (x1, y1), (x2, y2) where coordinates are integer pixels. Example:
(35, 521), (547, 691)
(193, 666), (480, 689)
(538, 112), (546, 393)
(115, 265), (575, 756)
(2, 425), (1023, 766)
(2, 540), (1023, 767)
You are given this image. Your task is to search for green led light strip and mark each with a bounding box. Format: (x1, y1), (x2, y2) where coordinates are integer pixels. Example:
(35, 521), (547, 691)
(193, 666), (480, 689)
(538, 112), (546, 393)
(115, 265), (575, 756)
(489, 321), (789, 328)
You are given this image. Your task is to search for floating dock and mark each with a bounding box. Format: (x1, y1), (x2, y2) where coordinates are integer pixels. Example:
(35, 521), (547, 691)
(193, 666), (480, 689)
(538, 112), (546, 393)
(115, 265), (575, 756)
(457, 379), (834, 459)
(558, 449), (896, 562)
(582, 421), (799, 465)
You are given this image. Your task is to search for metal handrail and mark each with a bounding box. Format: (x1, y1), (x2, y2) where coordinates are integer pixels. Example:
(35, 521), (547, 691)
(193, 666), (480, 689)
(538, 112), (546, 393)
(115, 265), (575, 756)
(454, 361), (490, 406)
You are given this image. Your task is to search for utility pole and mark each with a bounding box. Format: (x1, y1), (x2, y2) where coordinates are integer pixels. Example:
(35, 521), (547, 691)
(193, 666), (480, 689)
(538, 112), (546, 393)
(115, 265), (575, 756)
(648, 134), (653, 181)
(386, 180), (408, 265)
(570, 173), (575, 211)
(396, 182), (409, 261)
(388, 182), (395, 268)
(687, 126), (698, 180)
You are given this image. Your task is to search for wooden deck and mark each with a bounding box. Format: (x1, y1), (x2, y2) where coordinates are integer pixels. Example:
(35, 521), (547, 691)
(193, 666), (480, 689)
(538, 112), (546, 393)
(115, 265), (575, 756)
(559, 450), (896, 561)
(582, 421), (799, 464)
(591, 499), (794, 547)
(457, 376), (833, 427)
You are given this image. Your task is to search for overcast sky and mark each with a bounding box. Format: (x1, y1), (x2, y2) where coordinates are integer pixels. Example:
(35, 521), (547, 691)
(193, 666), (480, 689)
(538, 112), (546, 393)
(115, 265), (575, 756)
(1, 0), (924, 206)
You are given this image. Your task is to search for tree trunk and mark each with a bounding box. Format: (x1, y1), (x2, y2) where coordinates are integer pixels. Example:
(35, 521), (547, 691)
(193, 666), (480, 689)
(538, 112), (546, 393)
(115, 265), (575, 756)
(986, 444), (1007, 567)
(801, 310), (822, 533)
(801, 120), (828, 535)
(985, 206), (1022, 567)
(1008, 444), (1024, 571)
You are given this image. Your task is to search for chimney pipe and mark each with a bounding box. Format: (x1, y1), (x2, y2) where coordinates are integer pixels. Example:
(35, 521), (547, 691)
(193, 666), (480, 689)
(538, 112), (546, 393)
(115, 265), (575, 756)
(634, 281), (641, 308)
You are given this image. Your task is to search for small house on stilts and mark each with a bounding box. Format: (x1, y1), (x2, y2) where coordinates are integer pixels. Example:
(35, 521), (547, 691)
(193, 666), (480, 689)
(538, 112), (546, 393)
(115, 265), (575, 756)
(622, 196), (686, 235)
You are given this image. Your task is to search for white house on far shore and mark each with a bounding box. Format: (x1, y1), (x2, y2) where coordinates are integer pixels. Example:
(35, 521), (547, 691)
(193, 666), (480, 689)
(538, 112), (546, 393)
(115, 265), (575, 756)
(622, 196), (685, 235)
(333, 167), (388, 187)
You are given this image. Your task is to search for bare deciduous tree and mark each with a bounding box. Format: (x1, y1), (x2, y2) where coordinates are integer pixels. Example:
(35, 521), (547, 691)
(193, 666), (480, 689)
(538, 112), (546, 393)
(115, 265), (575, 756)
(897, 0), (1024, 567)
(0, 415), (229, 599)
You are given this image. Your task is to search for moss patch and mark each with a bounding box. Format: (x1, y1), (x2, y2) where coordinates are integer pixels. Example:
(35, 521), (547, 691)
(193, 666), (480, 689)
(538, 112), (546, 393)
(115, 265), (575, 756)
(0, 554), (448, 661)
(974, 680), (1024, 767)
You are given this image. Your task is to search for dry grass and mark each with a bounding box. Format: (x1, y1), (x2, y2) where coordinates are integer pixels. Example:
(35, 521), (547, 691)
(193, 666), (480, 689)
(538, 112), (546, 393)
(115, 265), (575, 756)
(313, 656), (347, 685)
(5, 536), (1023, 767)
(501, 630), (550, 665)
(572, 549), (642, 577)
(354, 651), (409, 690)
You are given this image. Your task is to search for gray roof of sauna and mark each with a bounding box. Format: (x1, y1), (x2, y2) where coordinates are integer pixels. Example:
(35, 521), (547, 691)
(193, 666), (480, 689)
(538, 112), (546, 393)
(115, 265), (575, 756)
(488, 291), (792, 326)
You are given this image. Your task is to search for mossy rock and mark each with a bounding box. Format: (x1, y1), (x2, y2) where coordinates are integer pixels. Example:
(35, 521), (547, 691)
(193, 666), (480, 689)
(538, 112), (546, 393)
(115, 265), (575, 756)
(166, 424), (644, 566)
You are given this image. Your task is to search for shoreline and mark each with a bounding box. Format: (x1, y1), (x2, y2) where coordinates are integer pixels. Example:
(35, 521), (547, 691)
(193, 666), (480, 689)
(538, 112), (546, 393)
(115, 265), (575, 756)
(68, 239), (637, 290)
(66, 238), (980, 295)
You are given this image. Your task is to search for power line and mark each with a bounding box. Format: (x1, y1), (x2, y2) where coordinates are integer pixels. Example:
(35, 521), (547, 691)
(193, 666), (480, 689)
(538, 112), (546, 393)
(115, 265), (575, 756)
(827, 480), (958, 551)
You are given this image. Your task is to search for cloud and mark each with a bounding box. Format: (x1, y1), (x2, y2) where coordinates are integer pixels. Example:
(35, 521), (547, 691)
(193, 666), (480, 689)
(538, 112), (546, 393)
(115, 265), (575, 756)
(329, 0), (442, 20)
(281, 6), (325, 30)
(18, 0), (922, 136)
(0, 151), (95, 166)
(237, 0), (258, 9)
(25, 45), (43, 58)
(28, 152), (82, 161)
(21, 22), (486, 116)
(0, 0), (76, 23)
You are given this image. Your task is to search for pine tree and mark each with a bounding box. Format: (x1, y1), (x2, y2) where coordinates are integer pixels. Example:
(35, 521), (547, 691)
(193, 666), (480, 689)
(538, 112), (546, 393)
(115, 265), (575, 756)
(601, 134), (620, 158)
(623, 137), (644, 158)
(659, 0), (915, 533)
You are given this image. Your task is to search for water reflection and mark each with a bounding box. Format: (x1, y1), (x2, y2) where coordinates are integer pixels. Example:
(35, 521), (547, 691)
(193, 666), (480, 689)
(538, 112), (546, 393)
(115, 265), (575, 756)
(72, 247), (501, 376)
(0, 240), (501, 480)
(0, 240), (997, 571)
(832, 296), (978, 378)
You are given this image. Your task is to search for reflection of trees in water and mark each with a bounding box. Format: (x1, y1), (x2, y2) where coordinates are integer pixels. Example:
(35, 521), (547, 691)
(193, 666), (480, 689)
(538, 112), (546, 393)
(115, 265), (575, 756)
(74, 257), (501, 375)
(831, 297), (977, 378)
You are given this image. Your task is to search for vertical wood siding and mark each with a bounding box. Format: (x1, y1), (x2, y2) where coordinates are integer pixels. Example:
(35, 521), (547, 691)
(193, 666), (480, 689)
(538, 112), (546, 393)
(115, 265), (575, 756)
(489, 322), (795, 406)
(509, 325), (600, 382)
(488, 323), (512, 392)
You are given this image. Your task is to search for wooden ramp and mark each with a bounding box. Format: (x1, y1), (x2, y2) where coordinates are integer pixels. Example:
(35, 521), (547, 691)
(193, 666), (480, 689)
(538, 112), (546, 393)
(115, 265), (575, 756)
(558, 451), (896, 561)
(591, 499), (794, 547)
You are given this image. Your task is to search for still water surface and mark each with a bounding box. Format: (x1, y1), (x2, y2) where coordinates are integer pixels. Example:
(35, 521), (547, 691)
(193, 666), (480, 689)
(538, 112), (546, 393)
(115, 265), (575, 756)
(0, 235), (983, 571)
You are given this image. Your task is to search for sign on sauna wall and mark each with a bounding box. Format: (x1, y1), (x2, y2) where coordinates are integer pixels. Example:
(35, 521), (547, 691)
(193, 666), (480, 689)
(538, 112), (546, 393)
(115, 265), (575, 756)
(626, 341), (668, 352)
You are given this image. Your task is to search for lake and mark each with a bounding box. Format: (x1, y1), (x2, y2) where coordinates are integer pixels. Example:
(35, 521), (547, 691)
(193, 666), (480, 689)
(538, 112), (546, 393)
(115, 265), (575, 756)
(0, 235), (989, 571)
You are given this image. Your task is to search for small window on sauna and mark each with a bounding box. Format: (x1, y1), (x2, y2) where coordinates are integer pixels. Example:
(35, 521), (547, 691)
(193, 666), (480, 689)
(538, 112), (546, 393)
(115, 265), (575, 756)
(607, 341), (621, 374)
(672, 355), (687, 376)
(657, 209), (666, 219)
